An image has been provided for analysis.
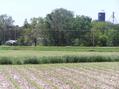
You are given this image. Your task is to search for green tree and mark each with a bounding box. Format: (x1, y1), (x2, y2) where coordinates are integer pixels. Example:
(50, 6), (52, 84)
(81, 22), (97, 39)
(91, 21), (113, 46)
(19, 17), (47, 46)
(72, 15), (92, 46)
(0, 14), (14, 44)
(111, 24), (119, 46)
(46, 8), (74, 46)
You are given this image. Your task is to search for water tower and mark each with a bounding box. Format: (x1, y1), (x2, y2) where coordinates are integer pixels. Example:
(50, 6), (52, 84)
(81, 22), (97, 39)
(98, 10), (105, 21)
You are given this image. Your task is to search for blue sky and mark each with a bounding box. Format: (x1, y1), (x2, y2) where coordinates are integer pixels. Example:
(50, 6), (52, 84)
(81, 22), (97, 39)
(0, 0), (119, 26)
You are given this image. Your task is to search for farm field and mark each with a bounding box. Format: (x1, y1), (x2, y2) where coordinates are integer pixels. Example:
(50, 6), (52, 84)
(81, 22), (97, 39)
(0, 62), (119, 89)
(0, 50), (119, 57)
(0, 46), (119, 58)
(0, 46), (119, 64)
(0, 46), (119, 89)
(0, 46), (119, 52)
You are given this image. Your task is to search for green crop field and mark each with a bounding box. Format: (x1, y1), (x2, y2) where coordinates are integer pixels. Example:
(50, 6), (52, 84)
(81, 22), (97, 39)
(0, 62), (119, 89)
(0, 46), (119, 64)
(0, 46), (119, 89)
(0, 46), (119, 52)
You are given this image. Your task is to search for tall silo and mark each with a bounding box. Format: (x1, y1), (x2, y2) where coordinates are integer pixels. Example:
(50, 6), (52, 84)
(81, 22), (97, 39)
(98, 11), (105, 21)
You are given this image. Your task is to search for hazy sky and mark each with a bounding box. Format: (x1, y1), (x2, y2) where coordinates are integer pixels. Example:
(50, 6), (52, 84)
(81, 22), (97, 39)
(0, 0), (119, 26)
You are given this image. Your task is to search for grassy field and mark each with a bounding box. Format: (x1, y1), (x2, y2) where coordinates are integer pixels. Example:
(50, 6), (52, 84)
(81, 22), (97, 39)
(0, 62), (119, 89)
(0, 46), (119, 52)
(0, 46), (119, 64)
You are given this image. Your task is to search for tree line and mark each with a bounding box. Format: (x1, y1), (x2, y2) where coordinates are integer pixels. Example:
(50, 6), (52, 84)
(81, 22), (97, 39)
(0, 8), (119, 46)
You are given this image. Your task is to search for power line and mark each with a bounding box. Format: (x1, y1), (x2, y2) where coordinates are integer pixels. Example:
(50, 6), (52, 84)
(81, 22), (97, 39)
(109, 12), (118, 24)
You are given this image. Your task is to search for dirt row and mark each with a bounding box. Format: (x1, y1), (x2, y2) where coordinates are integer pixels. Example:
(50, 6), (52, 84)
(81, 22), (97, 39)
(0, 63), (119, 89)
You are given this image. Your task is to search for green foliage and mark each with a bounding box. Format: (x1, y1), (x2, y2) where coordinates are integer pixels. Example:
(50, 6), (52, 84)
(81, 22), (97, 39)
(0, 57), (13, 64)
(0, 14), (18, 44)
(45, 8), (74, 46)
(44, 9), (92, 46)
(0, 55), (118, 65)
(24, 57), (40, 64)
(111, 30), (119, 46)
(0, 46), (118, 65)
(0, 8), (119, 46)
(73, 38), (80, 46)
(90, 21), (119, 46)
(98, 35), (108, 46)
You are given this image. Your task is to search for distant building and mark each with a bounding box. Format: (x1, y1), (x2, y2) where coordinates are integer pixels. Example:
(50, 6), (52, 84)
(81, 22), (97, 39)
(98, 11), (105, 22)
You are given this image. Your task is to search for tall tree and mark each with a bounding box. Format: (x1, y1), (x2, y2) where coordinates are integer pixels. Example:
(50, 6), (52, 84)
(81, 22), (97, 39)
(72, 15), (92, 46)
(111, 24), (119, 46)
(46, 8), (74, 45)
(0, 14), (14, 44)
(91, 21), (113, 46)
(18, 17), (47, 46)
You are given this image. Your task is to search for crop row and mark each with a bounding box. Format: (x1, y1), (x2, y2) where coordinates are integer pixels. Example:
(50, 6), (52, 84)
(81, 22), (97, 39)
(0, 54), (119, 64)
(0, 63), (119, 89)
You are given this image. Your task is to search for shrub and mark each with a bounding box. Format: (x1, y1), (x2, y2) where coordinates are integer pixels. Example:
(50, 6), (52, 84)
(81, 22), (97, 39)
(0, 57), (13, 64)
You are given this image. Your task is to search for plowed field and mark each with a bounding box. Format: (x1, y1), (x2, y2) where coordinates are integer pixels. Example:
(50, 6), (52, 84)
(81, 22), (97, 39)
(0, 62), (119, 89)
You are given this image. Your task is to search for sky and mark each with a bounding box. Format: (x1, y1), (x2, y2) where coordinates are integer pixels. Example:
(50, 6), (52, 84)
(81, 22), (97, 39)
(0, 0), (119, 26)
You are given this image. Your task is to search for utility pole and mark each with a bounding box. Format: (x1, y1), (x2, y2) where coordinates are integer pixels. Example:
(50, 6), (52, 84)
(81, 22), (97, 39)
(92, 29), (95, 47)
(112, 12), (115, 24)
(109, 11), (118, 24)
(15, 29), (16, 40)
